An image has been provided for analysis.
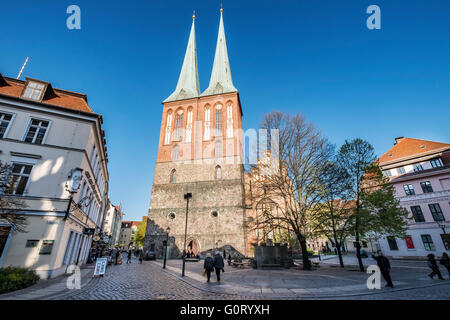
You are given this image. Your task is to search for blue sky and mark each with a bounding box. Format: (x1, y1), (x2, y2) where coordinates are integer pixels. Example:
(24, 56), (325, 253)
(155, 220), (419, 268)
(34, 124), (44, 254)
(1, 1), (450, 221)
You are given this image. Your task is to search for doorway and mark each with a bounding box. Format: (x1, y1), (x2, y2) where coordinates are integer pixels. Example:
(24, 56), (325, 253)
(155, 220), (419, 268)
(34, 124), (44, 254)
(187, 239), (199, 256)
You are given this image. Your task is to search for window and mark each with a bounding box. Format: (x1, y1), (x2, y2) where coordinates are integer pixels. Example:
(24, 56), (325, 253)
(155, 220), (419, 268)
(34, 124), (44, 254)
(204, 107), (211, 140)
(24, 119), (50, 144)
(387, 236), (398, 250)
(421, 234), (435, 251)
(215, 141), (222, 158)
(382, 170), (392, 178)
(172, 145), (180, 161)
(186, 108), (193, 143)
(26, 240), (39, 248)
(397, 167), (406, 175)
(405, 236), (415, 249)
(430, 158), (443, 168)
(6, 163), (33, 195)
(211, 211), (218, 218)
(0, 112), (13, 138)
(215, 165), (222, 180)
(420, 181), (433, 193)
(22, 81), (45, 101)
(441, 234), (450, 251)
(164, 111), (173, 145)
(226, 103), (233, 138)
(173, 110), (183, 141)
(410, 206), (425, 222)
(428, 203), (444, 222)
(403, 184), (415, 196)
(215, 104), (222, 137)
(170, 169), (176, 183)
(167, 212), (176, 220)
(413, 164), (423, 172)
(39, 240), (54, 255)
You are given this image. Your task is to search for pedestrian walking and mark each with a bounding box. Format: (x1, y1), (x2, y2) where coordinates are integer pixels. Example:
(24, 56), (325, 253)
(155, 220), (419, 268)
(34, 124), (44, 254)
(427, 253), (444, 280)
(115, 248), (120, 265)
(439, 252), (450, 278)
(139, 250), (144, 264)
(371, 251), (394, 288)
(127, 249), (132, 264)
(203, 253), (215, 283)
(227, 254), (232, 266)
(213, 251), (225, 282)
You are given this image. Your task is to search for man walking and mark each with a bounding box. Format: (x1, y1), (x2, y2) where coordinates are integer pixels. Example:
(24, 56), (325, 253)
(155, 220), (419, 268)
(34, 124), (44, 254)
(213, 251), (225, 282)
(371, 251), (394, 288)
(427, 253), (444, 280)
(203, 253), (215, 283)
(126, 248), (132, 264)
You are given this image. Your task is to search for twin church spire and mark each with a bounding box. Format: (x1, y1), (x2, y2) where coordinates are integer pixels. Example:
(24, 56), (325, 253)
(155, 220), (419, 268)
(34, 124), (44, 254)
(164, 9), (237, 103)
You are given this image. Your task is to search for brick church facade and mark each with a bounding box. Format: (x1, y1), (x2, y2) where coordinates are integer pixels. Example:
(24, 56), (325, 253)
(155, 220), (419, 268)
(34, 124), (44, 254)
(145, 10), (249, 258)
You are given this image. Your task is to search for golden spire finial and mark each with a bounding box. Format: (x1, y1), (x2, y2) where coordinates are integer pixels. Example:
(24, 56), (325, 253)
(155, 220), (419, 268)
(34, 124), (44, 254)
(220, 3), (223, 13)
(192, 10), (196, 20)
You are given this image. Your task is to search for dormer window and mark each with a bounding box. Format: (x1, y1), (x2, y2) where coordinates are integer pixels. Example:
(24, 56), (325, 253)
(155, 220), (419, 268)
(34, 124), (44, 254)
(22, 81), (46, 101)
(430, 158), (443, 168)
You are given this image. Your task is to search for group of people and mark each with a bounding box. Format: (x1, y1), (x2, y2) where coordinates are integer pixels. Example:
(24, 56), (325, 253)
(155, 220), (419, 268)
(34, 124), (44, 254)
(203, 251), (225, 283)
(372, 250), (450, 288)
(107, 247), (144, 264)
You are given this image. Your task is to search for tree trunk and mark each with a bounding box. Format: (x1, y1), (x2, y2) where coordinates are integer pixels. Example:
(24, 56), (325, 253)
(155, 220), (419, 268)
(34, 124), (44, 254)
(355, 229), (364, 272)
(299, 238), (311, 270)
(335, 242), (344, 268)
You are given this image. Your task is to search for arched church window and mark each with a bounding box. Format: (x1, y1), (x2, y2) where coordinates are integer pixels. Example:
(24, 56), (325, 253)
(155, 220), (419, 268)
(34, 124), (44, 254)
(174, 110), (183, 141)
(215, 141), (222, 158)
(215, 165), (222, 180)
(226, 102), (233, 138)
(215, 104), (222, 137)
(170, 169), (176, 183)
(186, 108), (193, 143)
(164, 110), (173, 145)
(172, 145), (180, 161)
(204, 106), (211, 140)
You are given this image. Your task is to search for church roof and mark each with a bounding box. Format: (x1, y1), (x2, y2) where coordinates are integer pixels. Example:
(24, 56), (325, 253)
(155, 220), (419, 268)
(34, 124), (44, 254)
(378, 137), (450, 164)
(201, 10), (237, 97)
(164, 16), (200, 103)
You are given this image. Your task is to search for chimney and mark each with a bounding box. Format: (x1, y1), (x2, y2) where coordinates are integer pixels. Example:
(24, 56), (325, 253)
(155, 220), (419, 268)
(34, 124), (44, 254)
(394, 136), (404, 145)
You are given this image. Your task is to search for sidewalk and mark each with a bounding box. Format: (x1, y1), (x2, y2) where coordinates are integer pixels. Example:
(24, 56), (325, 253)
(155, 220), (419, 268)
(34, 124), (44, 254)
(153, 258), (450, 299)
(0, 265), (95, 300)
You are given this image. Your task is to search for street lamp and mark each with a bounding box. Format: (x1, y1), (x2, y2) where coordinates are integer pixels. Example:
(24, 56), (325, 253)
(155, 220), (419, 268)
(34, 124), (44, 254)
(181, 192), (192, 277)
(163, 226), (170, 269)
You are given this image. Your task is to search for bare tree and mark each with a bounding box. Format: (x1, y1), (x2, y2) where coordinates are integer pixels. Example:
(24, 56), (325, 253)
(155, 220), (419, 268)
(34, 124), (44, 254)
(313, 161), (353, 267)
(0, 161), (28, 232)
(250, 112), (332, 270)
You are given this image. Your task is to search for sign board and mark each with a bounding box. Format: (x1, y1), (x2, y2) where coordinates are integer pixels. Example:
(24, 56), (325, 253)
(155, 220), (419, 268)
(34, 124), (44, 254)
(103, 235), (110, 244)
(94, 258), (107, 276)
(83, 228), (95, 236)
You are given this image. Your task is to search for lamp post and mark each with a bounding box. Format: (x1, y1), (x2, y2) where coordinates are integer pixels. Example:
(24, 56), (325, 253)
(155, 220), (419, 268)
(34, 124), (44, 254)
(182, 192), (192, 277)
(163, 226), (170, 269)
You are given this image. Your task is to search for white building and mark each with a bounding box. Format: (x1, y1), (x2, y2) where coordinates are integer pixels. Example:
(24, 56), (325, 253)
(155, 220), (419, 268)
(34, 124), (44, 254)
(103, 201), (122, 247)
(0, 73), (109, 278)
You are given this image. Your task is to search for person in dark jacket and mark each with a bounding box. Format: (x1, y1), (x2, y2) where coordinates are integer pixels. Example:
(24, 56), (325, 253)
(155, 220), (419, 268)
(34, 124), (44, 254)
(227, 254), (232, 266)
(126, 249), (132, 264)
(371, 251), (394, 288)
(427, 253), (444, 280)
(213, 251), (225, 282)
(439, 252), (450, 278)
(115, 248), (121, 264)
(203, 253), (215, 282)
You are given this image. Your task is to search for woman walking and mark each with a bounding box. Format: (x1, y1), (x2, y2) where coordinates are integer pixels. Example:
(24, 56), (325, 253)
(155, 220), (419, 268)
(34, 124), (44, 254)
(203, 253), (215, 283)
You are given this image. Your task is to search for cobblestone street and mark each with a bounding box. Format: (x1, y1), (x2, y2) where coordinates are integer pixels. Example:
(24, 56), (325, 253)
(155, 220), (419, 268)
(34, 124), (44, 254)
(2, 256), (449, 300)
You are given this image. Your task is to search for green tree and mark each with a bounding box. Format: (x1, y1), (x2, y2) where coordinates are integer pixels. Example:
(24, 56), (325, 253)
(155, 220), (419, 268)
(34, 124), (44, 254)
(133, 218), (147, 247)
(338, 139), (408, 272)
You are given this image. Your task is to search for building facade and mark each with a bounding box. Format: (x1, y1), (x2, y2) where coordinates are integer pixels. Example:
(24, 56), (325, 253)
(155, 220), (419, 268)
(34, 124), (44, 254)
(375, 137), (450, 259)
(102, 201), (122, 247)
(145, 11), (248, 259)
(0, 73), (109, 278)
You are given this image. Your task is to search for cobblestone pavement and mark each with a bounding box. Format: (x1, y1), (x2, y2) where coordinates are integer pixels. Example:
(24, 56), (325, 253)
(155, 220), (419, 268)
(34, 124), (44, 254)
(2, 256), (449, 300)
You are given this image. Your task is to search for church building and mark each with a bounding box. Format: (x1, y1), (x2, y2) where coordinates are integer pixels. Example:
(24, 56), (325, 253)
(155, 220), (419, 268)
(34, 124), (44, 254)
(145, 10), (249, 258)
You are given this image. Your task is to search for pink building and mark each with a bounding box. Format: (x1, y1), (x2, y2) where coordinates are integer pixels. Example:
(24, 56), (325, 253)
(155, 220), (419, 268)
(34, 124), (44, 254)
(377, 137), (450, 259)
